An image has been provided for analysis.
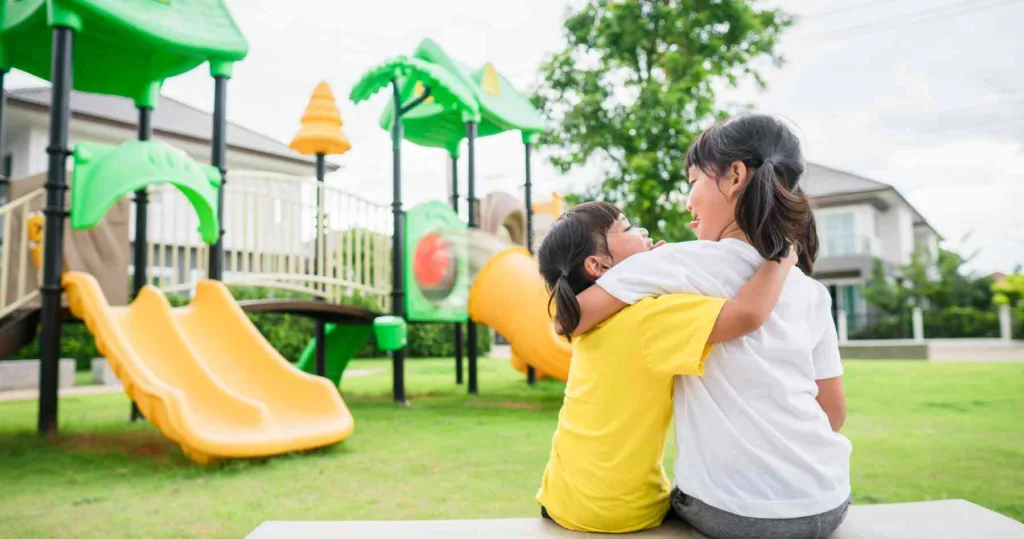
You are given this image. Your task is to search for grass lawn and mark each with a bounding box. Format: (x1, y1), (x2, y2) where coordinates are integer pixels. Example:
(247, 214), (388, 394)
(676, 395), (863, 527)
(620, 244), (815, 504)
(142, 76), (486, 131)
(0, 358), (1021, 537)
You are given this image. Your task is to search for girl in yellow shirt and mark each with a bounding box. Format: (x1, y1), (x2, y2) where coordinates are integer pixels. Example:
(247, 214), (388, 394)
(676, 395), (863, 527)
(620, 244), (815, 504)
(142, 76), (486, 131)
(534, 201), (796, 533)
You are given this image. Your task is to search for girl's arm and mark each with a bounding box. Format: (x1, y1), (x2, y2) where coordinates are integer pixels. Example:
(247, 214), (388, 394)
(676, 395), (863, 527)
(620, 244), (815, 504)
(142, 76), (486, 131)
(568, 248), (797, 340)
(816, 377), (847, 432)
(812, 289), (846, 432)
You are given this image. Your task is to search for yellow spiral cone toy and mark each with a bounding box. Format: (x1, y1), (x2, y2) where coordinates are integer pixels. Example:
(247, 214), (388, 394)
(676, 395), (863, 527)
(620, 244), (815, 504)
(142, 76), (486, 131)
(289, 82), (352, 156)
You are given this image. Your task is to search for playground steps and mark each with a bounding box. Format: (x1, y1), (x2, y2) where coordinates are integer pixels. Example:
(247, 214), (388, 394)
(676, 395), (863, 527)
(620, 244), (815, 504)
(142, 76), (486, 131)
(246, 499), (1024, 539)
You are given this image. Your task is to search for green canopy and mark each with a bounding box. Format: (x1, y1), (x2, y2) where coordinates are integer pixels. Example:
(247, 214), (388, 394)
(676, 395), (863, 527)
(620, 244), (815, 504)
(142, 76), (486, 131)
(349, 55), (479, 122)
(376, 38), (545, 155)
(0, 0), (248, 108)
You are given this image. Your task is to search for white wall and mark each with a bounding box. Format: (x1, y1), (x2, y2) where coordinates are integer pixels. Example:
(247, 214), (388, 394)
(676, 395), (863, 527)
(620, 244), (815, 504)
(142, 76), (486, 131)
(10, 108), (320, 180)
(5, 109), (329, 255)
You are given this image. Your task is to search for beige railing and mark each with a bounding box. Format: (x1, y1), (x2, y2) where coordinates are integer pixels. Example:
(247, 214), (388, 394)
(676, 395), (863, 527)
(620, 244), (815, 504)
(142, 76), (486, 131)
(0, 188), (45, 319)
(144, 171), (392, 311)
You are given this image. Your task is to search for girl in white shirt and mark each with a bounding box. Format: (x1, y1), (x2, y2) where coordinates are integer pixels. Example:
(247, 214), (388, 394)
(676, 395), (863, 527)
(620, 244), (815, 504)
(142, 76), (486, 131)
(570, 114), (852, 539)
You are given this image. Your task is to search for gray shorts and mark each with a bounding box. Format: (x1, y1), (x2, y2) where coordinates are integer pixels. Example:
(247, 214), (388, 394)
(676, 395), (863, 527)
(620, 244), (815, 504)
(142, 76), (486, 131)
(670, 488), (851, 539)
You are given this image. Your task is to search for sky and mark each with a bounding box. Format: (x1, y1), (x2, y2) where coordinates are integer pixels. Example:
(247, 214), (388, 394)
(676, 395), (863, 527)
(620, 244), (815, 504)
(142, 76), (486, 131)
(7, 0), (1023, 274)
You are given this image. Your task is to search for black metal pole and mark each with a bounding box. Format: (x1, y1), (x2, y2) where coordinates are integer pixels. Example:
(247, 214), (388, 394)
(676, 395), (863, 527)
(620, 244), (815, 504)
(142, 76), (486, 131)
(451, 154), (463, 385)
(208, 76), (228, 281)
(391, 80), (406, 405)
(0, 69), (8, 205)
(38, 27), (74, 435)
(466, 122), (478, 395)
(129, 106), (153, 422)
(524, 142), (536, 385)
(314, 153), (327, 378)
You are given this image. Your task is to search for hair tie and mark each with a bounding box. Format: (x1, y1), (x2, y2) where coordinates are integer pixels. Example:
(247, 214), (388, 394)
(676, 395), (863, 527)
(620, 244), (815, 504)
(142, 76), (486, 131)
(560, 270), (570, 278)
(762, 159), (775, 168)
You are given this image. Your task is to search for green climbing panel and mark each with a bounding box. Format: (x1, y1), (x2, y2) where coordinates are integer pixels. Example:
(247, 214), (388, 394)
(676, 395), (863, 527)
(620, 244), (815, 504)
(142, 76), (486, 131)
(0, 0), (248, 107)
(404, 201), (469, 323)
(297, 324), (374, 388)
(70, 140), (222, 244)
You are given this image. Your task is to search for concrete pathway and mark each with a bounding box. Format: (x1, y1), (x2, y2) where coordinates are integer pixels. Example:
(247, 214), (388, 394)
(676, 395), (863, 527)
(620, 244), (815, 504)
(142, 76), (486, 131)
(0, 367), (388, 403)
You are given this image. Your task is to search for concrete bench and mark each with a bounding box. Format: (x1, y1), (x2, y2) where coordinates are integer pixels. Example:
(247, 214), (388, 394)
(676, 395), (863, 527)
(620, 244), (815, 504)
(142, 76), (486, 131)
(0, 359), (76, 391)
(246, 499), (1024, 539)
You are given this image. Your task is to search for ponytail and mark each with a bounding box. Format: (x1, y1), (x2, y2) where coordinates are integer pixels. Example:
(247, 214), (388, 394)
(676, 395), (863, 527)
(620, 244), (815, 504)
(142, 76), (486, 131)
(795, 189), (818, 274)
(537, 201), (621, 340)
(686, 114), (817, 274)
(735, 160), (812, 272)
(550, 272), (583, 338)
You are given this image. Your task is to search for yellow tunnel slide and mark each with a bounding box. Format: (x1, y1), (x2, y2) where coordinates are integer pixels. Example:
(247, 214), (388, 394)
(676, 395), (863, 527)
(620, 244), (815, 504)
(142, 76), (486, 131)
(63, 272), (354, 464)
(468, 247), (572, 382)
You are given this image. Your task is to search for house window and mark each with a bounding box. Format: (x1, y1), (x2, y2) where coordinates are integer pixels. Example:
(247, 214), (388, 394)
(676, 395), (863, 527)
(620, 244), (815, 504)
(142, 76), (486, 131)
(824, 212), (856, 257)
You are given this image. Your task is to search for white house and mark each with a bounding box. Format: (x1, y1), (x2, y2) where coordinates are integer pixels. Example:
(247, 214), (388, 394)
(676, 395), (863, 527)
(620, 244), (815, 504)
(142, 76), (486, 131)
(1, 87), (344, 289)
(801, 163), (941, 320)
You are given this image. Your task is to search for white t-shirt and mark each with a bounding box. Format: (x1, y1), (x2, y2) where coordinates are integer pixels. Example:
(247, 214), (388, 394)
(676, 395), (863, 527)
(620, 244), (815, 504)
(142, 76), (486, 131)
(596, 238), (852, 519)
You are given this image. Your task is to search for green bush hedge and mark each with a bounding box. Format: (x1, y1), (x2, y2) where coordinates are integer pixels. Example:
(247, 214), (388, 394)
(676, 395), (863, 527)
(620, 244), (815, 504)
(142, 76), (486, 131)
(848, 307), (1002, 340)
(5, 286), (490, 369)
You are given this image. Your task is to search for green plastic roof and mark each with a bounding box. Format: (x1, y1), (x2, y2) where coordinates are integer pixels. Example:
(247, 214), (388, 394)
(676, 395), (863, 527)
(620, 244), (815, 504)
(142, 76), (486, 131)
(0, 0), (248, 108)
(349, 55), (479, 125)
(372, 39), (545, 155)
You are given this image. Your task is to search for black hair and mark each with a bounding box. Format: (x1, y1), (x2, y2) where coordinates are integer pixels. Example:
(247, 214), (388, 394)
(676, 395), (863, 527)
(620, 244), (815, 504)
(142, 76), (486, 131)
(537, 201), (621, 339)
(685, 114), (818, 273)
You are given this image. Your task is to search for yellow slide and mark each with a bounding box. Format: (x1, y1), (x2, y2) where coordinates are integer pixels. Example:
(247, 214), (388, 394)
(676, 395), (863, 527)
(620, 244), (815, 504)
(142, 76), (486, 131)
(468, 247), (572, 382)
(63, 272), (354, 465)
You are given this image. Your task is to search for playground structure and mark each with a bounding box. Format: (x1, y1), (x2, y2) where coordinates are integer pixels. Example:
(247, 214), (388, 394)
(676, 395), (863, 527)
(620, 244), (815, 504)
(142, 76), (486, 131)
(0, 0), (574, 464)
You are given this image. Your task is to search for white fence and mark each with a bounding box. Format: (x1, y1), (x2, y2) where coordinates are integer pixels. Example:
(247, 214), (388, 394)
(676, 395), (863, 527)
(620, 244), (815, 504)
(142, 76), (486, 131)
(0, 172), (393, 318)
(142, 171), (392, 311)
(0, 187), (44, 319)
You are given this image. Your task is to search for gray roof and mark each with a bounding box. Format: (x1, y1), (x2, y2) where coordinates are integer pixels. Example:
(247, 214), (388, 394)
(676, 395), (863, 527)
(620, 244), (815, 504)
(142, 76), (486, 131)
(800, 162), (889, 198)
(6, 87), (338, 171)
(801, 162), (940, 238)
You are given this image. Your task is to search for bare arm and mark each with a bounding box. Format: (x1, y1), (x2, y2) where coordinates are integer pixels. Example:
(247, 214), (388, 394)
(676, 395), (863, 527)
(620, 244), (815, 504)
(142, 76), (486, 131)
(559, 286), (628, 337)
(816, 377), (847, 432)
(706, 253), (795, 343)
(564, 247), (796, 339)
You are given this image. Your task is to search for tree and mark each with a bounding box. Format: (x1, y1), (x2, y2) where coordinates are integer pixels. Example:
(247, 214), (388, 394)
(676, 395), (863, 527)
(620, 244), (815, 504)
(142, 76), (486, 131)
(862, 246), (995, 314)
(993, 272), (1024, 306)
(532, 0), (793, 241)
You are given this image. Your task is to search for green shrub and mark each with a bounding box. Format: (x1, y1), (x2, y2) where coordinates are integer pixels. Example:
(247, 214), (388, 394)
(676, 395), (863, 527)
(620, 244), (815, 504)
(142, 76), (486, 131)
(355, 322), (492, 359)
(923, 307), (999, 339)
(849, 307), (1001, 340)
(4, 286), (490, 369)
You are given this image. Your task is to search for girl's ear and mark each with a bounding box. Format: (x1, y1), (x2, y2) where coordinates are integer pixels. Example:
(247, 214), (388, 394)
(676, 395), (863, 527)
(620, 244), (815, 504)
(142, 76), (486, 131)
(583, 255), (610, 279)
(726, 160), (749, 202)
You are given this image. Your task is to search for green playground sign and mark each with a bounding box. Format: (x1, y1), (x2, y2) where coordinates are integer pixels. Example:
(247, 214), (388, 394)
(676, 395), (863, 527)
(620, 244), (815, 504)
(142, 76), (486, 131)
(404, 201), (469, 323)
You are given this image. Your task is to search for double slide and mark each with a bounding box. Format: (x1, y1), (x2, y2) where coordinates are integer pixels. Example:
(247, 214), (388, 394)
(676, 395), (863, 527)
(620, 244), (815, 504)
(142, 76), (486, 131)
(63, 272), (354, 464)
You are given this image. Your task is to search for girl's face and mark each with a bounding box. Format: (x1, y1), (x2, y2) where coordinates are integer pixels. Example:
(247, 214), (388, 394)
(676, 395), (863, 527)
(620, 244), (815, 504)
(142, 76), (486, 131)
(583, 213), (652, 279)
(686, 163), (748, 241)
(606, 213), (653, 261)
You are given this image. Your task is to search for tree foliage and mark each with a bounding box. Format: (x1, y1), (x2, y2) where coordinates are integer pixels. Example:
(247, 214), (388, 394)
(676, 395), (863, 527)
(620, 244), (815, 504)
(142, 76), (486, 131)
(863, 247), (994, 315)
(532, 0), (792, 241)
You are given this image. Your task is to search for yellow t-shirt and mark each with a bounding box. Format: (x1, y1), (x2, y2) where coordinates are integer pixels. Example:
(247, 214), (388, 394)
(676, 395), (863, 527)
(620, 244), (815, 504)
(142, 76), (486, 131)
(536, 294), (726, 533)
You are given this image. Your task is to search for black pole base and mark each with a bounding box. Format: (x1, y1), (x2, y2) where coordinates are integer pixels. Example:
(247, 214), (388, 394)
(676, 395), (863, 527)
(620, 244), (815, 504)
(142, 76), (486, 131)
(393, 348), (406, 405)
(455, 323), (464, 384)
(527, 366), (536, 385)
(467, 323), (478, 395)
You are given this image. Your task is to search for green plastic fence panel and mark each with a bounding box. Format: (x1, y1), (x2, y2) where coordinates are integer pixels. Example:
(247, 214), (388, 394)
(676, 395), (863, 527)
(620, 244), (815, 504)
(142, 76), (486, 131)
(0, 0), (248, 107)
(403, 201), (469, 323)
(70, 140), (222, 244)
